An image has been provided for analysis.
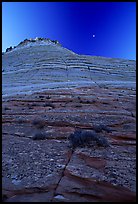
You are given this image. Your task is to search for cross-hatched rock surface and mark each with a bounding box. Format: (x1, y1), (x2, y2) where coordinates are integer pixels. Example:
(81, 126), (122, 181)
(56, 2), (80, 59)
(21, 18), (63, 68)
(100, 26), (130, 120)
(2, 39), (136, 202)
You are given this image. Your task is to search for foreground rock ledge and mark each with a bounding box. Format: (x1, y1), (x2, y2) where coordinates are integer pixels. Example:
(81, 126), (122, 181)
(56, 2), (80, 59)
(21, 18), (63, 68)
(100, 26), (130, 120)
(2, 85), (136, 202)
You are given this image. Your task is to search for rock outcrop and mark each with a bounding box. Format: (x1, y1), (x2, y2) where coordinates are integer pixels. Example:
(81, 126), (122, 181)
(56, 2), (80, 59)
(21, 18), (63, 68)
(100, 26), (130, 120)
(5, 46), (13, 52)
(2, 38), (136, 202)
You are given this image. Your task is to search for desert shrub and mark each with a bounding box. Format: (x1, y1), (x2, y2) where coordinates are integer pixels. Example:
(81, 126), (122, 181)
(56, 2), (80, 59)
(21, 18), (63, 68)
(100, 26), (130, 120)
(18, 118), (25, 124)
(75, 104), (82, 108)
(39, 95), (45, 98)
(4, 106), (11, 110)
(32, 132), (47, 140)
(32, 119), (45, 129)
(46, 95), (51, 99)
(43, 103), (55, 109)
(68, 129), (109, 148)
(31, 103), (39, 106)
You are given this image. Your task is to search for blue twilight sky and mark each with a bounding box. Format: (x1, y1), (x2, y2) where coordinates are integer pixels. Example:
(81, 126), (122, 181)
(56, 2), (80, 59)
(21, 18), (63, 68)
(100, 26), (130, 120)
(2, 2), (136, 60)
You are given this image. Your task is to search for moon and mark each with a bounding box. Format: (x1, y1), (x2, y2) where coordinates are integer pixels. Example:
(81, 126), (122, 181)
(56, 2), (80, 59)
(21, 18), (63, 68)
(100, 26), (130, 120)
(92, 34), (95, 38)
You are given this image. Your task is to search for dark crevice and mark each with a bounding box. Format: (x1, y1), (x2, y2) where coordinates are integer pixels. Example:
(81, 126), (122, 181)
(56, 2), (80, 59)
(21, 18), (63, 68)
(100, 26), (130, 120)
(50, 148), (74, 202)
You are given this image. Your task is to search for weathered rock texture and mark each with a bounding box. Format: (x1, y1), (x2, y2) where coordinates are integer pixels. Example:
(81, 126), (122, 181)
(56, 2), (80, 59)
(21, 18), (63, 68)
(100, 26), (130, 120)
(2, 39), (136, 202)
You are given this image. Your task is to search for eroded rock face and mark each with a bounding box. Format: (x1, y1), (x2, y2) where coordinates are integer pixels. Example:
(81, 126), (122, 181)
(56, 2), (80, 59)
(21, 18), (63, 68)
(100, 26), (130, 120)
(2, 39), (136, 202)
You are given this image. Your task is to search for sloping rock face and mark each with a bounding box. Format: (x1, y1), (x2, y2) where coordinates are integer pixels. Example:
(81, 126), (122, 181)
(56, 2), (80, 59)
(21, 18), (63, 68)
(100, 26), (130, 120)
(2, 39), (136, 202)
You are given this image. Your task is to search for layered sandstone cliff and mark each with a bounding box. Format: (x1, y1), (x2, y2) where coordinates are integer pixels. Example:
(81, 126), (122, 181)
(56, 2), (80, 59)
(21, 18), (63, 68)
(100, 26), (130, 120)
(2, 38), (136, 202)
